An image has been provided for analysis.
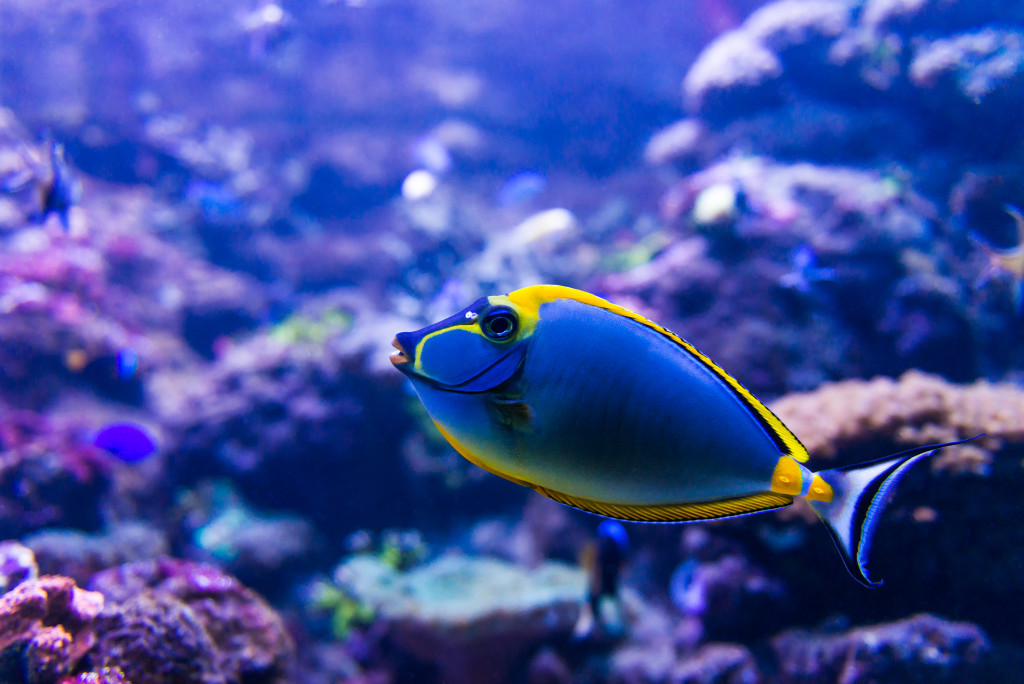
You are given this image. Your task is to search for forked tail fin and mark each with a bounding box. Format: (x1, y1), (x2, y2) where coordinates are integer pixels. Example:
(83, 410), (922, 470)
(807, 438), (979, 587)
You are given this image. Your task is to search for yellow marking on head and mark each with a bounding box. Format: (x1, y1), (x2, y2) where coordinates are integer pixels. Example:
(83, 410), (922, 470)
(488, 293), (539, 339)
(771, 456), (803, 495)
(413, 325), (488, 375)
(507, 285), (811, 462)
(805, 474), (834, 503)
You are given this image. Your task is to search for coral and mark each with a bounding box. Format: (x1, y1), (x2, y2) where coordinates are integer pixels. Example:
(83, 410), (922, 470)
(25, 522), (169, 587)
(88, 558), (294, 684)
(770, 370), (1024, 473)
(0, 576), (104, 684)
(332, 554), (586, 683)
(771, 613), (990, 683)
(149, 291), (425, 536)
(668, 554), (785, 643)
(90, 591), (224, 684)
(177, 480), (314, 589)
(0, 407), (113, 538)
(683, 32), (783, 120)
(0, 541), (38, 594)
(58, 667), (130, 684)
(672, 0), (1024, 161)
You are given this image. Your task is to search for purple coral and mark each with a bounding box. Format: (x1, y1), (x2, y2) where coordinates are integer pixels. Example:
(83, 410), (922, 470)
(0, 575), (104, 684)
(88, 558), (294, 684)
(89, 591), (224, 684)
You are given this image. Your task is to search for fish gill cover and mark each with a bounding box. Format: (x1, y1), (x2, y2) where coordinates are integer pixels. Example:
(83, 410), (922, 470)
(0, 0), (1022, 682)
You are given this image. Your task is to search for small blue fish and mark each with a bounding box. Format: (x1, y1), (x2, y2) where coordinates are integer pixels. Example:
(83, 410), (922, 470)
(496, 170), (547, 207)
(116, 348), (139, 381)
(30, 141), (81, 231)
(779, 244), (836, 293)
(185, 180), (244, 224)
(93, 423), (157, 463)
(575, 519), (630, 638)
(392, 285), (977, 586)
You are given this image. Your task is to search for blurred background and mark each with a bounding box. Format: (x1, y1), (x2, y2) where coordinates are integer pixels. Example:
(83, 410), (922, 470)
(1, 0), (1024, 682)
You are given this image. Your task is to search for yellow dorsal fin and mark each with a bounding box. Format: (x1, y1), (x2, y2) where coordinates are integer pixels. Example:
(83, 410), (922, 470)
(531, 484), (794, 523)
(508, 284), (811, 463)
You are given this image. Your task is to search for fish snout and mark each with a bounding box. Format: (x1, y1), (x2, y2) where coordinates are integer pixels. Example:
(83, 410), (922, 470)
(390, 335), (412, 367)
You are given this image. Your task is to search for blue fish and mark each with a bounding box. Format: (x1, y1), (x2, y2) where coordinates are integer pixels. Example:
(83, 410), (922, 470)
(30, 141), (81, 231)
(779, 244), (836, 293)
(391, 285), (975, 586)
(496, 170), (547, 207)
(116, 348), (139, 381)
(93, 423), (157, 463)
(575, 519), (630, 638)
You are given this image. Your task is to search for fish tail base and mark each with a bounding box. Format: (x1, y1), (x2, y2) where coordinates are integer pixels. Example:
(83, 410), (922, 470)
(807, 439), (976, 587)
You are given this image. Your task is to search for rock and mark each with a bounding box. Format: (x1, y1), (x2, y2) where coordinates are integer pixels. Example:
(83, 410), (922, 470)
(684, 33), (784, 120)
(334, 554), (585, 684)
(771, 613), (990, 683)
(0, 575), (104, 684)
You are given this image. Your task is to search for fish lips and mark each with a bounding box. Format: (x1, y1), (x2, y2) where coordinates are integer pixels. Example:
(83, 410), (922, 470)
(390, 335), (413, 367)
(390, 333), (526, 393)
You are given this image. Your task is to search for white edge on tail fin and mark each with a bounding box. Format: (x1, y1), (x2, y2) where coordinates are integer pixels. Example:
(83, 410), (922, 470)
(808, 437), (981, 587)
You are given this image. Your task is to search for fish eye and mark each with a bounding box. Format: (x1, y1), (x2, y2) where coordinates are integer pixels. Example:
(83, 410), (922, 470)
(481, 307), (518, 341)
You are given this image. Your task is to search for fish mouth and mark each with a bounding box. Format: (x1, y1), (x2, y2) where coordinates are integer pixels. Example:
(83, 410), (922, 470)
(390, 337), (410, 366)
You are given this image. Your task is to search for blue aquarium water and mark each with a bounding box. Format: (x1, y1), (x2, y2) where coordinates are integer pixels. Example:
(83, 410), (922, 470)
(0, 1), (1022, 682)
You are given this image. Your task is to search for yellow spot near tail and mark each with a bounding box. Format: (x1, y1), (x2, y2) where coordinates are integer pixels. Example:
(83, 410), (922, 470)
(771, 457), (803, 496)
(805, 474), (834, 503)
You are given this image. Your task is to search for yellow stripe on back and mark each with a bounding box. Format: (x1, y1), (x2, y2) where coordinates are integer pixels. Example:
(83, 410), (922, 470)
(508, 285), (811, 463)
(531, 484), (794, 522)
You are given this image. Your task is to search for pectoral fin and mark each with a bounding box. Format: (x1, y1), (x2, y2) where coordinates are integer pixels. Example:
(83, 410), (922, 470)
(489, 397), (533, 430)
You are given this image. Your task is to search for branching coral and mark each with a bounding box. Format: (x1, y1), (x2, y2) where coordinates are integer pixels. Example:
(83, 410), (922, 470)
(770, 370), (1024, 474)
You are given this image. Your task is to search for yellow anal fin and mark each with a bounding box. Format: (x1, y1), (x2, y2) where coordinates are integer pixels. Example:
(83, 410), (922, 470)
(531, 486), (794, 523)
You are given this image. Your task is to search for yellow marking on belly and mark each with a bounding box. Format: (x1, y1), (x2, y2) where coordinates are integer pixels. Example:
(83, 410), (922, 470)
(771, 456), (804, 495)
(805, 474), (834, 502)
(531, 485), (794, 522)
(432, 420), (532, 487)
